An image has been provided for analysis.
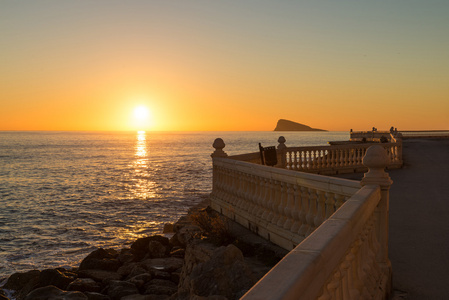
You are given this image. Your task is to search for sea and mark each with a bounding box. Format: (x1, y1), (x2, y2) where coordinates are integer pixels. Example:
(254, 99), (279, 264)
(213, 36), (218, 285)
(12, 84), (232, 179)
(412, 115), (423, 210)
(0, 130), (348, 281)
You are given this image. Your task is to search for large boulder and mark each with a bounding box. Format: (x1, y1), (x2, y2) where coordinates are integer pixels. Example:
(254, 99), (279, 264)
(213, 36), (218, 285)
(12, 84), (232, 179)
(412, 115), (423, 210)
(104, 280), (139, 300)
(126, 273), (152, 291)
(36, 268), (75, 290)
(131, 236), (171, 261)
(117, 263), (147, 280)
(122, 295), (166, 300)
(148, 241), (166, 258)
(83, 292), (110, 300)
(67, 278), (102, 293)
(79, 249), (121, 272)
(178, 244), (258, 299)
(140, 257), (184, 274)
(78, 269), (121, 283)
(24, 285), (87, 300)
(3, 270), (40, 299)
(143, 279), (177, 296)
(174, 225), (202, 247)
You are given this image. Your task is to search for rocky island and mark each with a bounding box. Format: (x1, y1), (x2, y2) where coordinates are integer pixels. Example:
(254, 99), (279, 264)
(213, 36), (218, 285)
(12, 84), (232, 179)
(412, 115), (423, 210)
(274, 119), (326, 131)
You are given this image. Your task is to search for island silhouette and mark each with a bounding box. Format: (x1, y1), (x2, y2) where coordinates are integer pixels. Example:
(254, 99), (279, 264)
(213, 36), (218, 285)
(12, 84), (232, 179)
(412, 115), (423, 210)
(274, 119), (326, 131)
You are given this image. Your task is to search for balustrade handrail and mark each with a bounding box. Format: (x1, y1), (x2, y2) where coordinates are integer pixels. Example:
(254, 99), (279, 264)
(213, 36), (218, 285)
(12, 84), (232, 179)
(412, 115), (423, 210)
(214, 157), (361, 195)
(211, 156), (361, 250)
(242, 184), (386, 299)
(225, 140), (403, 175)
(211, 139), (393, 299)
(282, 141), (402, 174)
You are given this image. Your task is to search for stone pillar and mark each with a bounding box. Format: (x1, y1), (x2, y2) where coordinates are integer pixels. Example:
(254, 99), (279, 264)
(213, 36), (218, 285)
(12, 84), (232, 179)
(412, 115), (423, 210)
(277, 136), (287, 168)
(211, 138), (228, 158)
(361, 145), (393, 297)
(211, 138), (227, 206)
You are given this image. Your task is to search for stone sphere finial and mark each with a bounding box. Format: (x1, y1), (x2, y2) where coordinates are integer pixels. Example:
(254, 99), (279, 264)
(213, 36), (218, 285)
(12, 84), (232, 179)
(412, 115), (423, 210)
(211, 138), (227, 158)
(277, 136), (287, 151)
(361, 145), (392, 187)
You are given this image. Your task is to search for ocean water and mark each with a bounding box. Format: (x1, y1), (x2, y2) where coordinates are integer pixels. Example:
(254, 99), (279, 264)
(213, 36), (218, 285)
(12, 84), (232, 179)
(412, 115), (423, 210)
(0, 130), (348, 280)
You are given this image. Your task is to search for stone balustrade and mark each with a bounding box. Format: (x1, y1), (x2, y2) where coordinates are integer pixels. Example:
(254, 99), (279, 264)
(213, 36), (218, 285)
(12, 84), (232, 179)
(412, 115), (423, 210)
(210, 153), (360, 250)
(225, 134), (403, 175)
(281, 141), (402, 174)
(211, 139), (393, 299)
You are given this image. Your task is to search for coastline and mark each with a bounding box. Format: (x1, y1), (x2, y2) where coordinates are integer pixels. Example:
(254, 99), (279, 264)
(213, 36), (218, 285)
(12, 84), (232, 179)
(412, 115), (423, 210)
(0, 198), (287, 300)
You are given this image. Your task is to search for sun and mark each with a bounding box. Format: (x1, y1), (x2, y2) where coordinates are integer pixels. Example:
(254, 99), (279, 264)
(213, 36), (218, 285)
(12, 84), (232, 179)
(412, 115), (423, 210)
(132, 105), (152, 130)
(134, 106), (149, 121)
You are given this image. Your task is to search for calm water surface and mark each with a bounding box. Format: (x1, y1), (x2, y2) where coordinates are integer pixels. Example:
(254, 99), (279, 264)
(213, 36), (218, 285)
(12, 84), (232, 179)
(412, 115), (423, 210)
(0, 131), (348, 280)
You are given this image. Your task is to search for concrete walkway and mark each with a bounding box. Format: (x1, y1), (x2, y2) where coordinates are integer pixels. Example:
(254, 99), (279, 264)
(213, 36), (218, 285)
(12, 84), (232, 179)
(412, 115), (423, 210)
(337, 139), (449, 299)
(386, 139), (449, 299)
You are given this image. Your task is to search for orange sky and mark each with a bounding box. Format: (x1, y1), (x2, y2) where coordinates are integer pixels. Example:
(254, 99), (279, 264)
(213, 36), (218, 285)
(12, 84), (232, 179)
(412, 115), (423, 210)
(1, 1), (448, 132)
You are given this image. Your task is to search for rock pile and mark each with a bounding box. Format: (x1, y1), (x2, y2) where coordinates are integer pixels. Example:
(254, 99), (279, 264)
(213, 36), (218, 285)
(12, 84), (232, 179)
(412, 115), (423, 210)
(0, 206), (285, 300)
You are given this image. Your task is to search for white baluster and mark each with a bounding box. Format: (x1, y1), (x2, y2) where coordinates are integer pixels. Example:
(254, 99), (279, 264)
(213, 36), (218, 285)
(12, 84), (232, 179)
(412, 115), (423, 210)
(290, 184), (301, 233)
(277, 182), (288, 227)
(298, 186), (309, 237)
(305, 188), (317, 236)
(314, 190), (326, 228)
(283, 183), (294, 229)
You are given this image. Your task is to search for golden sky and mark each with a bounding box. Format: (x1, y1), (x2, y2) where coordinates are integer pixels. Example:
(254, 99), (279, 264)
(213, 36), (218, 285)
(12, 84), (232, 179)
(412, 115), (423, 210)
(1, 1), (448, 131)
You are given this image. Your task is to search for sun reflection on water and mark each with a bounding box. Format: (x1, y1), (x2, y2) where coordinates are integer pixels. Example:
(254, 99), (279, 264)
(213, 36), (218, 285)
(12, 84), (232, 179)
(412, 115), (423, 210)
(132, 131), (156, 200)
(136, 131), (147, 158)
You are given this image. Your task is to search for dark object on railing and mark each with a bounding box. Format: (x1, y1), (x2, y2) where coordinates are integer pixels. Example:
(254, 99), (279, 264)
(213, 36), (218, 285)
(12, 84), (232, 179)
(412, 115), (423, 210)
(259, 143), (278, 166)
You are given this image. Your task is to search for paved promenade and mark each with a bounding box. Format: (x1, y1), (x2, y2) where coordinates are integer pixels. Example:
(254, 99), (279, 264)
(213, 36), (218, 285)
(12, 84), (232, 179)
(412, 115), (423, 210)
(338, 138), (449, 299)
(387, 139), (449, 299)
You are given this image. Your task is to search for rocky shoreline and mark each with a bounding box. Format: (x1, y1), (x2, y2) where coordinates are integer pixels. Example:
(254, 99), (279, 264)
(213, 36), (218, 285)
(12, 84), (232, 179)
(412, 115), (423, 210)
(0, 200), (287, 300)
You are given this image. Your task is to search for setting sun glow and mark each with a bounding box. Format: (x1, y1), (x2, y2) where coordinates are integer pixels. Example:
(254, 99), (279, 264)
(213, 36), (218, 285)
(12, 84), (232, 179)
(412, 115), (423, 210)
(132, 106), (152, 130)
(0, 2), (448, 131)
(134, 106), (149, 121)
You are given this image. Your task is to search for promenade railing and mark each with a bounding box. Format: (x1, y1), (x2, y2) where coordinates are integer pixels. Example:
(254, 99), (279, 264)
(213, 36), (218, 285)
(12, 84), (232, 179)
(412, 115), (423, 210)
(210, 139), (393, 299)
(281, 141), (402, 175)
(228, 133), (402, 175)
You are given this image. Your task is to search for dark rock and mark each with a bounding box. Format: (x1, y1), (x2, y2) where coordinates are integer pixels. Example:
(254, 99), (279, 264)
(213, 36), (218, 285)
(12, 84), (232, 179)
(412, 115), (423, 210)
(148, 241), (166, 258)
(122, 295), (165, 300)
(175, 225), (202, 247)
(104, 280), (139, 300)
(170, 271), (181, 285)
(3, 270), (40, 291)
(3, 270), (40, 299)
(117, 263), (148, 280)
(0, 289), (9, 300)
(81, 248), (117, 261)
(178, 244), (257, 299)
(24, 285), (87, 300)
(131, 236), (171, 261)
(67, 278), (102, 293)
(79, 249), (121, 272)
(78, 270), (121, 283)
(169, 248), (185, 258)
(84, 292), (111, 300)
(144, 279), (177, 296)
(149, 270), (171, 281)
(126, 273), (152, 291)
(169, 234), (182, 248)
(140, 257), (184, 273)
(163, 223), (174, 233)
(37, 268), (75, 290)
(117, 249), (135, 265)
(173, 216), (189, 233)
